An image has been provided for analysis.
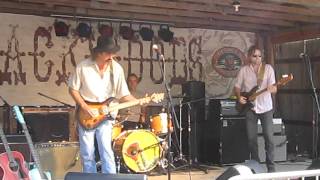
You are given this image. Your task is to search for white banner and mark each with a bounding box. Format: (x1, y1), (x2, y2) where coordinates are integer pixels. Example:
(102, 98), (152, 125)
(0, 13), (255, 106)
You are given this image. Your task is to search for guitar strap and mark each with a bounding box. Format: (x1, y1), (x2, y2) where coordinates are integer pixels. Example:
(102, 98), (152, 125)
(110, 60), (115, 97)
(257, 63), (266, 88)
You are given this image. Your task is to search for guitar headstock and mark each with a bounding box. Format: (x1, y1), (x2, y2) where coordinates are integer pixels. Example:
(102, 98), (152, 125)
(278, 74), (293, 86)
(150, 93), (165, 103)
(12, 105), (26, 124)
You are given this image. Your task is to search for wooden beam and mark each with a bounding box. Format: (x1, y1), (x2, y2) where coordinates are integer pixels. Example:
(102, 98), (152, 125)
(262, 0), (320, 8)
(271, 25), (320, 44)
(2, 0), (278, 31)
(56, 0), (320, 23)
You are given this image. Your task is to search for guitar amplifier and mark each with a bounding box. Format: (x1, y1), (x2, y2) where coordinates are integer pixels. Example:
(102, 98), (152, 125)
(258, 118), (285, 135)
(35, 142), (82, 180)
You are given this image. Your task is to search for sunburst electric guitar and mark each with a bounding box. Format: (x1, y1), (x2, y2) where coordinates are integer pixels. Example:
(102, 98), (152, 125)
(78, 93), (164, 130)
(236, 74), (293, 115)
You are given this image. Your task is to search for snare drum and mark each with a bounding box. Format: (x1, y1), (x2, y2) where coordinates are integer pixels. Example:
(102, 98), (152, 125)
(113, 129), (161, 173)
(150, 113), (172, 135)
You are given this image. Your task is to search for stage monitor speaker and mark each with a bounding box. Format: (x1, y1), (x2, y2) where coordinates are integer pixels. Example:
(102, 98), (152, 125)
(64, 172), (147, 180)
(21, 112), (69, 142)
(216, 160), (265, 180)
(0, 134), (32, 162)
(35, 142), (82, 180)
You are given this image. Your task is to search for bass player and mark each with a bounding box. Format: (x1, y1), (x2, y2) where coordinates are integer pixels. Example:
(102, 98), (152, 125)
(234, 45), (277, 172)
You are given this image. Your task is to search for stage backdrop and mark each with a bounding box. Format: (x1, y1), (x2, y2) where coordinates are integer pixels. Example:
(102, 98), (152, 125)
(0, 13), (255, 106)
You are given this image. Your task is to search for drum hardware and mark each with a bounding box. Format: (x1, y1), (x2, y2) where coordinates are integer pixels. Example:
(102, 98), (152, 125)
(174, 99), (188, 164)
(173, 101), (209, 173)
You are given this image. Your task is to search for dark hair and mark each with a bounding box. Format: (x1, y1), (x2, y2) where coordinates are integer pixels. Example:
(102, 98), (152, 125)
(127, 73), (140, 82)
(247, 45), (261, 57)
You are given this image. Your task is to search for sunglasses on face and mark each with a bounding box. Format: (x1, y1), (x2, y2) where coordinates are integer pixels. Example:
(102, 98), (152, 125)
(252, 55), (262, 58)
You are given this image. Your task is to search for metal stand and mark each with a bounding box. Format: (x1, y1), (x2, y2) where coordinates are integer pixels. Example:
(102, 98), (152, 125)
(173, 101), (209, 173)
(301, 53), (320, 160)
(154, 47), (180, 180)
(175, 99), (188, 163)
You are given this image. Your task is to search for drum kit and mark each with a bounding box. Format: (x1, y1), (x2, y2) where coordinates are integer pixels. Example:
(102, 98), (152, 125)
(110, 111), (173, 174)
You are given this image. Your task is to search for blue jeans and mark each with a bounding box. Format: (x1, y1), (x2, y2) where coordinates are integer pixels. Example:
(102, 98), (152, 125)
(245, 109), (275, 172)
(78, 120), (116, 174)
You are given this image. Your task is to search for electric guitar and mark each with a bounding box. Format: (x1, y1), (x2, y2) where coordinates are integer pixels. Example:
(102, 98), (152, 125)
(0, 122), (30, 180)
(12, 106), (51, 180)
(78, 93), (164, 130)
(236, 74), (293, 115)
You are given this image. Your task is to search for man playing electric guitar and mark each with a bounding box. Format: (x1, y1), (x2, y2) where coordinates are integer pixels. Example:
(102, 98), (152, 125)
(234, 45), (277, 172)
(68, 36), (161, 174)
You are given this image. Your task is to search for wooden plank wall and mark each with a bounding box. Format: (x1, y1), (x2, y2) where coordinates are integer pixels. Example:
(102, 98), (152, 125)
(274, 39), (320, 156)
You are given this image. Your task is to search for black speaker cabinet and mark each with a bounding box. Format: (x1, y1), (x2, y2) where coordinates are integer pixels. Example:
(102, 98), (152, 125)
(182, 81), (205, 100)
(201, 117), (249, 164)
(65, 172), (147, 180)
(20, 112), (69, 142)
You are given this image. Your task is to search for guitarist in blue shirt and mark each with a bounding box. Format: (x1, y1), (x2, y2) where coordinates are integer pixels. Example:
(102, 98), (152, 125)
(234, 45), (277, 172)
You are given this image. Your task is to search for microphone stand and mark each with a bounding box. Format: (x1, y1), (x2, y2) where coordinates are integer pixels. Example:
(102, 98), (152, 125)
(155, 51), (179, 180)
(301, 54), (320, 160)
(38, 92), (74, 108)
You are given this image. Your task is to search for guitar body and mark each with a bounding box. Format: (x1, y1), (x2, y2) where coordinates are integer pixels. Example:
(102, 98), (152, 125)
(0, 151), (30, 180)
(235, 74), (294, 115)
(236, 86), (259, 115)
(78, 98), (118, 130)
(78, 93), (165, 130)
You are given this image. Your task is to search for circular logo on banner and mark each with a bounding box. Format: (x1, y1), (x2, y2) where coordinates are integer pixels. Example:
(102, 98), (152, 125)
(212, 47), (246, 78)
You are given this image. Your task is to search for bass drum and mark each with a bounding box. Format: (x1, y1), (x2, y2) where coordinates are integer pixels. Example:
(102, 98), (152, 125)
(113, 129), (161, 173)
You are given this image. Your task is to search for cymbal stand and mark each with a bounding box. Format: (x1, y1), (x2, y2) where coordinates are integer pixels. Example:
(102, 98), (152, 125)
(175, 99), (187, 162)
(173, 101), (209, 174)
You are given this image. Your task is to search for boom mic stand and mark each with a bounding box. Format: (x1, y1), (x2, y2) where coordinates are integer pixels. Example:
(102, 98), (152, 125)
(153, 44), (179, 180)
(37, 92), (74, 108)
(301, 53), (320, 160)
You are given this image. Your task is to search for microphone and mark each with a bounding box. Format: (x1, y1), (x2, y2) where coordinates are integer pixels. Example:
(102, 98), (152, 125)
(152, 44), (160, 54)
(299, 53), (307, 58)
(152, 44), (164, 60)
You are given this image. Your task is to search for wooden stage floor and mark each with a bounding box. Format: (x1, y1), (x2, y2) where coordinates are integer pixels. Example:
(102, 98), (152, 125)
(146, 159), (312, 180)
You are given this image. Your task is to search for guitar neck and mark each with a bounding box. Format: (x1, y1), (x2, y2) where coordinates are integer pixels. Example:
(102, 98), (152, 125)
(20, 124), (46, 179)
(108, 98), (145, 112)
(249, 82), (281, 100)
(0, 126), (17, 166)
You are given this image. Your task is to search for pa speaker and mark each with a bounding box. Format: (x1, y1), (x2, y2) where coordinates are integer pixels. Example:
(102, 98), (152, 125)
(217, 160), (265, 180)
(64, 172), (147, 180)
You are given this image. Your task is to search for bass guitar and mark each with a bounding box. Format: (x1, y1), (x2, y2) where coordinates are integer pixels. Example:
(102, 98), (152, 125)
(12, 106), (51, 180)
(78, 93), (164, 130)
(0, 122), (30, 180)
(236, 74), (293, 115)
